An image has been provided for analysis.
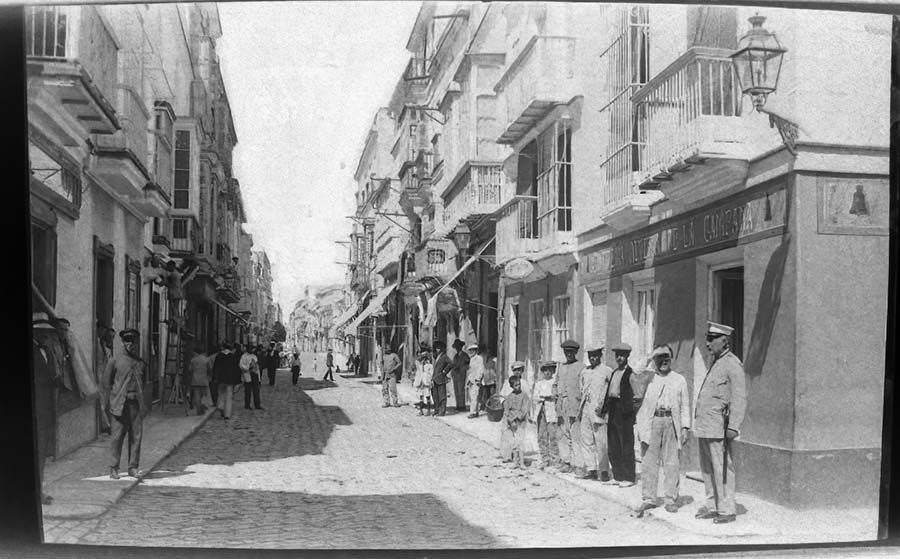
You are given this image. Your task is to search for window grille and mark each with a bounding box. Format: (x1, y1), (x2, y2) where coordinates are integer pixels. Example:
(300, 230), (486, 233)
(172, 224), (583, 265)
(174, 130), (191, 209)
(25, 6), (67, 58)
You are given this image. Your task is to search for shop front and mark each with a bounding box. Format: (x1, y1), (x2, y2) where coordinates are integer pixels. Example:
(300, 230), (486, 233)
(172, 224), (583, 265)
(579, 168), (887, 508)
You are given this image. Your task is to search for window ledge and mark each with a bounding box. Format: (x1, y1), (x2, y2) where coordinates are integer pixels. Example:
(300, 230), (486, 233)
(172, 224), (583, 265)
(30, 177), (80, 220)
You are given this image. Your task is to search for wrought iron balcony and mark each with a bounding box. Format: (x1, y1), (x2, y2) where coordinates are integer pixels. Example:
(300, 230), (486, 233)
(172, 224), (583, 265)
(441, 162), (507, 233)
(632, 46), (745, 188)
(495, 196), (539, 265)
(26, 5), (119, 137)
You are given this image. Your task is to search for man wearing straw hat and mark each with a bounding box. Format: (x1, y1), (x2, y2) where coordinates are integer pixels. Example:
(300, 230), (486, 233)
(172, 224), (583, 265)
(103, 328), (147, 479)
(693, 321), (747, 524)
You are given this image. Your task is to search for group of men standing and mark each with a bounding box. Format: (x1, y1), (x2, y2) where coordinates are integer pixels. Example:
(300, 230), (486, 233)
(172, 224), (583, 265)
(525, 321), (746, 524)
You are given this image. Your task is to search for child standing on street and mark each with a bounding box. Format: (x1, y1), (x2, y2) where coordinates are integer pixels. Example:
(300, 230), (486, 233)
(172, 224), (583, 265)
(531, 361), (560, 470)
(413, 350), (434, 416)
(503, 374), (531, 468)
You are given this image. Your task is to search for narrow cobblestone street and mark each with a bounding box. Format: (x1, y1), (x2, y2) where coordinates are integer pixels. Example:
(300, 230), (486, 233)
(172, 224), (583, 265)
(58, 353), (733, 549)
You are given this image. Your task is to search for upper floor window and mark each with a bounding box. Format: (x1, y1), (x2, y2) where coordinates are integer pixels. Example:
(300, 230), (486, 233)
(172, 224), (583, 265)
(26, 6), (67, 58)
(535, 121), (572, 236)
(174, 130), (191, 209)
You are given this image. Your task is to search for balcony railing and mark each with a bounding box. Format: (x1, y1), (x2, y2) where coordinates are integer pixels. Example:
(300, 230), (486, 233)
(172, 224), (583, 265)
(496, 197), (539, 264)
(115, 82), (151, 170)
(495, 36), (577, 144)
(632, 47), (743, 185)
(442, 162), (507, 228)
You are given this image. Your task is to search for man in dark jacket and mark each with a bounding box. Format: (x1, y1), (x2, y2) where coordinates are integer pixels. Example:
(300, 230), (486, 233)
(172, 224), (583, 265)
(606, 342), (638, 487)
(450, 339), (469, 411)
(264, 342), (279, 386)
(430, 341), (452, 416)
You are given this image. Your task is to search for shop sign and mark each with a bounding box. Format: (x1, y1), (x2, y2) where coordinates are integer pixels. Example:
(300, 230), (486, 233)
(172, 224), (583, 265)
(587, 186), (787, 278)
(504, 257), (534, 280)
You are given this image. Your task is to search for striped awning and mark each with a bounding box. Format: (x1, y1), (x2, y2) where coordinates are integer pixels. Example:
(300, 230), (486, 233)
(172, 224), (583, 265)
(345, 283), (397, 332)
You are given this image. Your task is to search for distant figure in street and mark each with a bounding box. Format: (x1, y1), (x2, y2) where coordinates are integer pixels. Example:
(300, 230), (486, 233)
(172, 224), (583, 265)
(323, 348), (335, 381)
(479, 355), (498, 413)
(240, 344), (263, 410)
(353, 353), (361, 375)
(103, 328), (146, 479)
(531, 361), (560, 470)
(466, 344), (485, 418)
(500, 361), (527, 461)
(413, 350), (434, 415)
(450, 339), (469, 412)
(381, 346), (401, 407)
(607, 342), (638, 487)
(212, 342), (241, 420)
(503, 374), (530, 469)
(209, 344), (223, 407)
(430, 341), (452, 416)
(290, 352), (302, 385)
(188, 342), (213, 416)
(346, 351), (356, 374)
(95, 323), (114, 434)
(694, 322), (747, 525)
(636, 344), (691, 515)
(264, 342), (279, 386)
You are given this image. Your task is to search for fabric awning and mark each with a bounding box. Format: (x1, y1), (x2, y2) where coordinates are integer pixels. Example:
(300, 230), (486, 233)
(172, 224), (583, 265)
(213, 299), (250, 326)
(345, 283), (397, 332)
(333, 304), (360, 331)
(423, 237), (495, 326)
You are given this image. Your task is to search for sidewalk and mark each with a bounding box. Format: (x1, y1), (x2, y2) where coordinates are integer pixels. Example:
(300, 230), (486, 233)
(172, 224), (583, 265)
(374, 375), (878, 544)
(41, 400), (216, 522)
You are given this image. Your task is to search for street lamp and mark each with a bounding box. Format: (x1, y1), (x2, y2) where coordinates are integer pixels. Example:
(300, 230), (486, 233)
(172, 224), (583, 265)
(730, 14), (787, 111)
(451, 223), (471, 257)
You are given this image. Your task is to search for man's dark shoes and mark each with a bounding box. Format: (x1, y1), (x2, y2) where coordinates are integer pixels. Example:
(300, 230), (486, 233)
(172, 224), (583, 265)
(637, 501), (659, 513)
(713, 514), (736, 524)
(255, 407), (264, 410)
(467, 413), (478, 419)
(665, 504), (679, 513)
(109, 467), (120, 480)
(695, 508), (718, 520)
(128, 468), (138, 478)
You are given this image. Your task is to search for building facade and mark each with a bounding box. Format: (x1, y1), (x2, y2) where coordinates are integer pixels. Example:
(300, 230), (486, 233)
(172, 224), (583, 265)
(27, 3), (264, 459)
(342, 2), (890, 509)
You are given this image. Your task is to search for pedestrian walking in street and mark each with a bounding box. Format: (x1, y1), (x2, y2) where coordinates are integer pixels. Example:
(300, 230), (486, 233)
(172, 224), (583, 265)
(450, 339), (469, 412)
(479, 355), (498, 413)
(430, 341), (452, 416)
(579, 345), (613, 482)
(499, 360), (526, 461)
(636, 344), (692, 515)
(694, 322), (747, 524)
(212, 342), (241, 420)
(606, 342), (638, 487)
(95, 323), (114, 434)
(381, 346), (402, 407)
(290, 352), (302, 385)
(554, 339), (585, 476)
(264, 342), (279, 386)
(353, 353), (361, 375)
(33, 313), (62, 503)
(502, 375), (530, 469)
(466, 343), (485, 418)
(531, 361), (560, 470)
(103, 329), (146, 479)
(346, 351), (355, 374)
(240, 344), (263, 410)
(188, 341), (213, 416)
(323, 348), (335, 381)
(412, 349), (434, 415)
(209, 344), (222, 407)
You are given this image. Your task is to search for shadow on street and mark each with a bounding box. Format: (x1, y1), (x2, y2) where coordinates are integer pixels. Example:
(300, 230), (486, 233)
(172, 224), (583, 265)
(78, 486), (498, 548)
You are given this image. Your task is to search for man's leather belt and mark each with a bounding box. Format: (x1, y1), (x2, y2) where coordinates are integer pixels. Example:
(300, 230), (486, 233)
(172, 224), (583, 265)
(654, 410), (672, 417)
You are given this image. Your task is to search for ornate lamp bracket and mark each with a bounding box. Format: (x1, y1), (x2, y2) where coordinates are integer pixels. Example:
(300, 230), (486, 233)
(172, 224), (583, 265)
(760, 108), (800, 155)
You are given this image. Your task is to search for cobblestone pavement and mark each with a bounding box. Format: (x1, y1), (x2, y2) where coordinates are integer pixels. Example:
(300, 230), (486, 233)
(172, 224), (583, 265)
(70, 354), (739, 549)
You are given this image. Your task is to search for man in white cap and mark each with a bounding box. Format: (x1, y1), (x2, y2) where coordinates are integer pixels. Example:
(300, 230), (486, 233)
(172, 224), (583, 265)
(578, 345), (613, 481)
(636, 344), (691, 515)
(553, 339), (584, 475)
(465, 343), (485, 418)
(694, 321), (747, 524)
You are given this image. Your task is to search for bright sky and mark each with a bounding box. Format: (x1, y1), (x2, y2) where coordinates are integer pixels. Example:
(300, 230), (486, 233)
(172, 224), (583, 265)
(216, 1), (422, 314)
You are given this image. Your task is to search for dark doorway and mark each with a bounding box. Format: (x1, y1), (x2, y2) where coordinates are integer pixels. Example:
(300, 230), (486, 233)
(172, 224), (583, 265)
(715, 267), (744, 360)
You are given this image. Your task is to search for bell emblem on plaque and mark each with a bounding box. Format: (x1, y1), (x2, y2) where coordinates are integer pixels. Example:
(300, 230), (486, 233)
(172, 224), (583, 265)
(849, 185), (869, 216)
